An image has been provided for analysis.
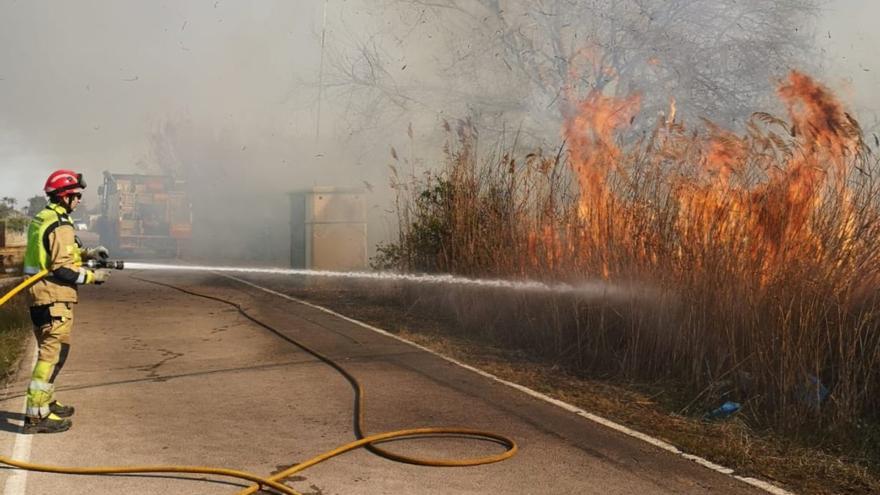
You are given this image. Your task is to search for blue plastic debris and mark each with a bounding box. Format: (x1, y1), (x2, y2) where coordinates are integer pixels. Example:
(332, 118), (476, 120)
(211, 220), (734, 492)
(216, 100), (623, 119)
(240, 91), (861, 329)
(705, 401), (741, 420)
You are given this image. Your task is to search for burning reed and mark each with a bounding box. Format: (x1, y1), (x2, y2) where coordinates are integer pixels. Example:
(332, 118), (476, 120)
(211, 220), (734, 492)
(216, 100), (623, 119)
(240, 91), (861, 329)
(383, 71), (880, 436)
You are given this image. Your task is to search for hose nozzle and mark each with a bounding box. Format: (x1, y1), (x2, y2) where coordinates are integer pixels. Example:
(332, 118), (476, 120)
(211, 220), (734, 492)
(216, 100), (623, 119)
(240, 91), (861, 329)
(85, 259), (125, 270)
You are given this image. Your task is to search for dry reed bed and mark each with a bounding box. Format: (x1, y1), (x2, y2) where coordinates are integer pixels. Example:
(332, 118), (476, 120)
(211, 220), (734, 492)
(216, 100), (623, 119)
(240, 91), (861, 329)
(382, 72), (880, 445)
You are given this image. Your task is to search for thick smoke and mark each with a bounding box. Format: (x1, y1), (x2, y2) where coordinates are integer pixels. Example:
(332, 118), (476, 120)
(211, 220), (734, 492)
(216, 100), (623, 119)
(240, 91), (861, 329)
(0, 0), (877, 263)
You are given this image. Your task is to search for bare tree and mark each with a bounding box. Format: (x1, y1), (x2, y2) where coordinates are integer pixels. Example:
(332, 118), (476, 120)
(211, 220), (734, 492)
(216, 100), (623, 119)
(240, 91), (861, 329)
(326, 0), (820, 140)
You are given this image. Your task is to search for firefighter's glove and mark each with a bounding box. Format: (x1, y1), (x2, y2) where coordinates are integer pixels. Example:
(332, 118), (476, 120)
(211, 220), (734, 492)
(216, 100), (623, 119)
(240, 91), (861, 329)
(84, 246), (110, 261)
(92, 269), (111, 285)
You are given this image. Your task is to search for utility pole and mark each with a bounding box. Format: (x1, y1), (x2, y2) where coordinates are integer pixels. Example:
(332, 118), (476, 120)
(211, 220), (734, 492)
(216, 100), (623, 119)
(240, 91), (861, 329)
(316, 0), (328, 141)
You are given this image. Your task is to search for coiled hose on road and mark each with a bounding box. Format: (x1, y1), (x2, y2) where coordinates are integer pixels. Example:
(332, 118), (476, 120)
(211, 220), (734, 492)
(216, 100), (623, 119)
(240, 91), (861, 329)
(0, 271), (517, 495)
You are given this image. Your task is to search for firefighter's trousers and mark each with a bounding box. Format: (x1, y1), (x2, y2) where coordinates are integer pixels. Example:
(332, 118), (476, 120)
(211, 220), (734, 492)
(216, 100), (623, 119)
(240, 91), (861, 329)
(26, 302), (73, 418)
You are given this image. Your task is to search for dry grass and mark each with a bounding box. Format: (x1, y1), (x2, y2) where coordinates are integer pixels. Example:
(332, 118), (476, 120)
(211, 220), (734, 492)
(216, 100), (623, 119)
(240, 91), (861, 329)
(380, 72), (880, 437)
(0, 279), (31, 380)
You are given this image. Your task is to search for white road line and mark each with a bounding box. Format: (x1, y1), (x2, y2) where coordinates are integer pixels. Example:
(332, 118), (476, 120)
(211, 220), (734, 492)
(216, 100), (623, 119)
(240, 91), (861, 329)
(223, 273), (796, 495)
(3, 346), (36, 495)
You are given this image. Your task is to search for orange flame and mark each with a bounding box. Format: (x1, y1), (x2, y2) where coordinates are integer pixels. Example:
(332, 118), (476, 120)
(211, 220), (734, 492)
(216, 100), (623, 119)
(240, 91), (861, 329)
(555, 70), (864, 285)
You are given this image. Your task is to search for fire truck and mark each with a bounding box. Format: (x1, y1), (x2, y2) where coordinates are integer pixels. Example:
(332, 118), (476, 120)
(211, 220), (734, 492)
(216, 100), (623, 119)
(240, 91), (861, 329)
(97, 172), (191, 257)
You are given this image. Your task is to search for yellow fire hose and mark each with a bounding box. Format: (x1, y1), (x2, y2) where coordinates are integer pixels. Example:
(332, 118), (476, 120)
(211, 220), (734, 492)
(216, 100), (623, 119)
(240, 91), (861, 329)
(0, 269), (49, 308)
(0, 271), (517, 495)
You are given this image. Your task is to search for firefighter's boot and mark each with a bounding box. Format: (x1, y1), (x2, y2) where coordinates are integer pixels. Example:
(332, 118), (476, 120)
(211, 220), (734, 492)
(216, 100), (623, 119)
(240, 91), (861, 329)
(49, 400), (74, 418)
(23, 413), (71, 434)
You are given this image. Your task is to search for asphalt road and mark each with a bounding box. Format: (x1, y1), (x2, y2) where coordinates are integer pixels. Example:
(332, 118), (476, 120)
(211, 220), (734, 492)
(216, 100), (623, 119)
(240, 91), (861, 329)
(0, 270), (767, 495)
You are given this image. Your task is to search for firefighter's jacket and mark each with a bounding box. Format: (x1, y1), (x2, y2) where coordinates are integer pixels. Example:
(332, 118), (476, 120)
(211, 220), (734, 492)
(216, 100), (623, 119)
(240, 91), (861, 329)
(23, 202), (96, 306)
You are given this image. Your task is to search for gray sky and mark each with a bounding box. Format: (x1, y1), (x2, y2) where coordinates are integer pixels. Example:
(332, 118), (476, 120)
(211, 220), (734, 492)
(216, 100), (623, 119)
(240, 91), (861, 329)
(0, 0), (325, 206)
(0, 0), (877, 206)
(816, 0), (880, 121)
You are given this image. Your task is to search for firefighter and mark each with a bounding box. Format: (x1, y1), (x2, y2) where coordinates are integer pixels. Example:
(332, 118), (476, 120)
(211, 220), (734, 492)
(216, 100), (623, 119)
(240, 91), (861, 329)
(22, 170), (111, 434)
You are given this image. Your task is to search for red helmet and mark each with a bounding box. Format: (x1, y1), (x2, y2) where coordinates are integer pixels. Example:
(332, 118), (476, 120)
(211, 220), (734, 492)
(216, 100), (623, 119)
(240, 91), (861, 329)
(44, 169), (86, 197)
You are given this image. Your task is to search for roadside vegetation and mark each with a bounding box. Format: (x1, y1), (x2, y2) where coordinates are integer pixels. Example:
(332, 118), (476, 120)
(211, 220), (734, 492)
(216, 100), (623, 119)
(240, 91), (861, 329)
(0, 280), (29, 380)
(0, 197), (29, 233)
(0, 198), (32, 379)
(371, 71), (880, 493)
